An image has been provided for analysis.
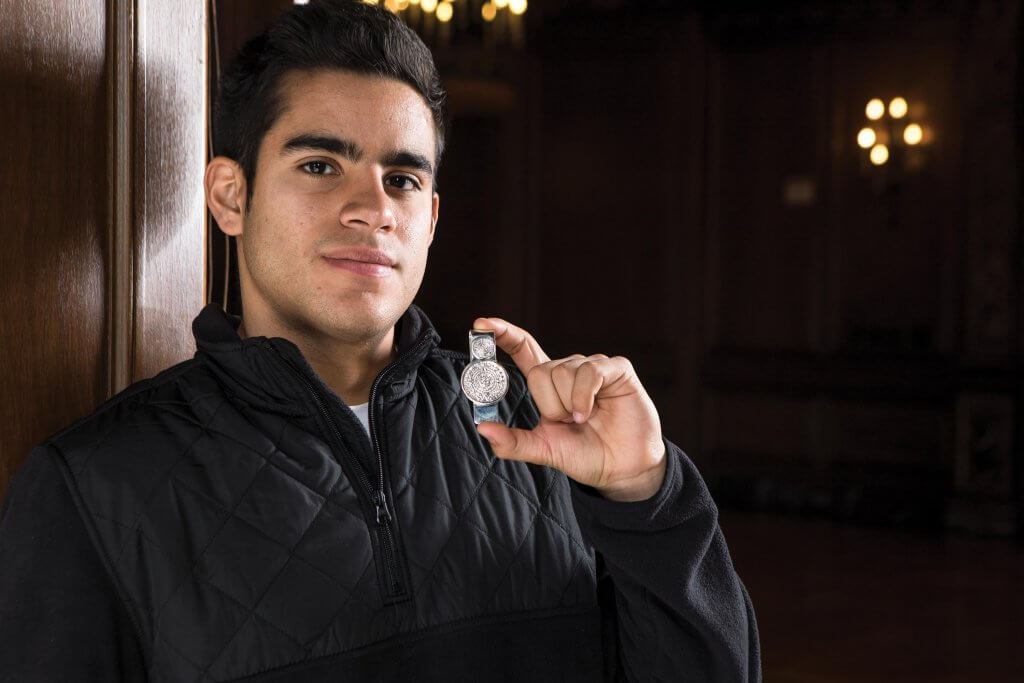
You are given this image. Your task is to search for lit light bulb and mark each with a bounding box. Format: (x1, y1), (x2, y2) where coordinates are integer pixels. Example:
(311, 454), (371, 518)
(409, 0), (420, 4)
(865, 98), (885, 121)
(494, 0), (509, 7)
(384, 0), (399, 11)
(903, 123), (923, 145)
(421, 0), (437, 11)
(481, 2), (497, 21)
(889, 97), (908, 119)
(870, 144), (889, 165)
(509, 0), (527, 13)
(396, 0), (410, 9)
(436, 1), (453, 21)
(857, 127), (877, 149)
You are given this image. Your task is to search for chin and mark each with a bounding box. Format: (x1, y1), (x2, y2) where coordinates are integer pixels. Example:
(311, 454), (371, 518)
(313, 296), (405, 340)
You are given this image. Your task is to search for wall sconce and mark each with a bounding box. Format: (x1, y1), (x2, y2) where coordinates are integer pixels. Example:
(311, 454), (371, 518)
(856, 97), (931, 184)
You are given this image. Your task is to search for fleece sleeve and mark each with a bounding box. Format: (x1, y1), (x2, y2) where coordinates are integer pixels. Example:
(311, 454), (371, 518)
(0, 447), (147, 682)
(569, 440), (761, 683)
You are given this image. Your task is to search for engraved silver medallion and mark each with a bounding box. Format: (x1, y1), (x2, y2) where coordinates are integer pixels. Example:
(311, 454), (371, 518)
(470, 335), (496, 360)
(461, 360), (509, 405)
(462, 329), (509, 423)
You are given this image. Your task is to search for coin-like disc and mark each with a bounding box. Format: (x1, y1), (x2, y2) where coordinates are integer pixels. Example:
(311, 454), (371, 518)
(461, 360), (509, 405)
(470, 336), (496, 360)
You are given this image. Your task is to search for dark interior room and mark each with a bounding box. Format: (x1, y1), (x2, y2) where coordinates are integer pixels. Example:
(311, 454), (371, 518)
(2, 0), (1022, 680)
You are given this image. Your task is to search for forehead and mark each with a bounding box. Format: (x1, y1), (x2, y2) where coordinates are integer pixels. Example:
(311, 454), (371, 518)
(268, 69), (436, 158)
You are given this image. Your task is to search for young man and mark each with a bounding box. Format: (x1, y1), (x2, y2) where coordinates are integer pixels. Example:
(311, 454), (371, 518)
(0, 1), (760, 680)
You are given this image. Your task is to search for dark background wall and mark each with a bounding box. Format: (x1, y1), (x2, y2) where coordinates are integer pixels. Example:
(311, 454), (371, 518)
(212, 0), (1023, 540)
(0, 1), (1018, 680)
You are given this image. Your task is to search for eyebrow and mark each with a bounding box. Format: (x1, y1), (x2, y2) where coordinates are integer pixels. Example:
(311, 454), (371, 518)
(280, 132), (434, 176)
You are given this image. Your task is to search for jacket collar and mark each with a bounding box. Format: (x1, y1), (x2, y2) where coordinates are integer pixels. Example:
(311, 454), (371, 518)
(192, 303), (441, 414)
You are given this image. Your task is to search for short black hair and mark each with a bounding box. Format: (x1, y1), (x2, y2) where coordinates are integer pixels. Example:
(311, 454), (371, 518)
(213, 0), (448, 207)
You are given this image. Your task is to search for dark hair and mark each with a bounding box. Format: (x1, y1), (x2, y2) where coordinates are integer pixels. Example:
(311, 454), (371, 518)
(213, 0), (448, 207)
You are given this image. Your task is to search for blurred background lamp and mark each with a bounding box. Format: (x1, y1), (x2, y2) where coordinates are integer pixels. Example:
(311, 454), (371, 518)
(421, 0), (438, 12)
(495, 0), (510, 7)
(866, 98), (885, 120)
(904, 123), (924, 145)
(870, 143), (889, 165)
(857, 127), (877, 149)
(481, 2), (497, 21)
(436, 1), (453, 21)
(889, 97), (908, 119)
(396, 0), (410, 10)
(509, 0), (528, 14)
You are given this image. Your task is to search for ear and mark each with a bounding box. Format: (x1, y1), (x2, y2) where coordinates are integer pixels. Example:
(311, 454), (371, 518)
(205, 156), (248, 236)
(429, 191), (440, 245)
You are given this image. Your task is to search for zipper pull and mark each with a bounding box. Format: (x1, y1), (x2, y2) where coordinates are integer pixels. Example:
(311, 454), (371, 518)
(373, 490), (392, 525)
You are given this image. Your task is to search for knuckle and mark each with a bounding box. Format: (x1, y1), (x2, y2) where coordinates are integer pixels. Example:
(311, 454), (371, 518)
(552, 362), (574, 379)
(526, 364), (547, 385)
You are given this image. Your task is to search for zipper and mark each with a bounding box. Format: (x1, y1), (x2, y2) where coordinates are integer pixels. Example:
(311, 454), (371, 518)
(366, 334), (433, 596)
(266, 334), (432, 602)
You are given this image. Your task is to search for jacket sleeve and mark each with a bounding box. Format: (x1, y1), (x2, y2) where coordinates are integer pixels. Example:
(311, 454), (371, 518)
(0, 447), (147, 682)
(569, 439), (761, 682)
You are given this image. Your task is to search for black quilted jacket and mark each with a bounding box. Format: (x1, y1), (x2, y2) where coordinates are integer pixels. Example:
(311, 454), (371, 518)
(0, 304), (760, 682)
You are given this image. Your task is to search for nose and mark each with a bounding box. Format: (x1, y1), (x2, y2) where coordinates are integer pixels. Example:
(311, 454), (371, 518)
(338, 170), (397, 232)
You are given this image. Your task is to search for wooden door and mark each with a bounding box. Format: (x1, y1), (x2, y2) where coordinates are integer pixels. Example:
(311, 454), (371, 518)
(0, 0), (207, 499)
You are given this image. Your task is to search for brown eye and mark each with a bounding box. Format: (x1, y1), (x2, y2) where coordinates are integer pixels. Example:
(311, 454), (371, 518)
(301, 161), (336, 176)
(388, 174), (420, 191)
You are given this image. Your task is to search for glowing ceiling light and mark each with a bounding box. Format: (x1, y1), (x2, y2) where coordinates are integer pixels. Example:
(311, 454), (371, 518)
(869, 144), (889, 165)
(436, 1), (453, 21)
(865, 98), (885, 121)
(421, 0), (438, 11)
(857, 127), (877, 149)
(509, 0), (527, 14)
(889, 97), (908, 119)
(481, 2), (497, 21)
(903, 123), (923, 145)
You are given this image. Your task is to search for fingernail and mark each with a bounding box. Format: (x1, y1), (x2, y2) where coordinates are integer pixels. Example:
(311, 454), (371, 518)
(573, 411), (585, 423)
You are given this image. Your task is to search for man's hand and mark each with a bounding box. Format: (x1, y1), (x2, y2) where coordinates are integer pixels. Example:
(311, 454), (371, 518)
(472, 317), (667, 502)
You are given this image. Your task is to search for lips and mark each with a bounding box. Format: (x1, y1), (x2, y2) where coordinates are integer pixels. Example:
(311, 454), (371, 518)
(321, 247), (396, 266)
(321, 247), (396, 278)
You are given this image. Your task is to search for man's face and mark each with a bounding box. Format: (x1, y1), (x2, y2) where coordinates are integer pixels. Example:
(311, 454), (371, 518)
(234, 69), (439, 344)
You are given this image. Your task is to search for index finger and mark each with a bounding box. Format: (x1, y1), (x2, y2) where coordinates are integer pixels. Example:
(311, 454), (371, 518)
(472, 317), (550, 374)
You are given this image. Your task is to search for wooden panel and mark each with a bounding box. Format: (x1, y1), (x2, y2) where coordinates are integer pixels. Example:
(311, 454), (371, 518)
(131, 0), (208, 381)
(535, 19), (701, 358)
(0, 0), (109, 491)
(709, 45), (830, 352)
(0, 0), (207, 501)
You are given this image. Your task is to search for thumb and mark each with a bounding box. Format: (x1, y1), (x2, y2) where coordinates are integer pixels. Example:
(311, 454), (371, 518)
(476, 422), (550, 466)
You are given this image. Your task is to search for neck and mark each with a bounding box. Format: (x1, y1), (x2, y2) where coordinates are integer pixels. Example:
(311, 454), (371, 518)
(237, 314), (395, 406)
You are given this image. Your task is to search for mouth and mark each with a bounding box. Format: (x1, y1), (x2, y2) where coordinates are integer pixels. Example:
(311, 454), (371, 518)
(321, 247), (396, 278)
